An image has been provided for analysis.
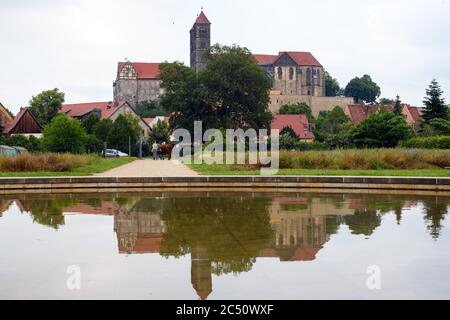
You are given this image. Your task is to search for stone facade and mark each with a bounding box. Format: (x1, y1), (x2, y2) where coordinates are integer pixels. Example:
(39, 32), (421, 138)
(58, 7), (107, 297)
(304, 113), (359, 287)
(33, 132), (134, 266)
(113, 61), (162, 107)
(269, 93), (354, 117)
(190, 11), (211, 73)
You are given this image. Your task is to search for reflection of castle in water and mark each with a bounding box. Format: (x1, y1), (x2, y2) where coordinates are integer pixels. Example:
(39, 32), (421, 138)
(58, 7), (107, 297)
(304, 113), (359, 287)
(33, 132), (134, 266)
(3, 193), (448, 300)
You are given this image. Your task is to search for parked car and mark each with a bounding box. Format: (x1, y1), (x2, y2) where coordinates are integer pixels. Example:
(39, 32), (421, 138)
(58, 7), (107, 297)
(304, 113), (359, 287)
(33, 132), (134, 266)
(102, 149), (129, 158)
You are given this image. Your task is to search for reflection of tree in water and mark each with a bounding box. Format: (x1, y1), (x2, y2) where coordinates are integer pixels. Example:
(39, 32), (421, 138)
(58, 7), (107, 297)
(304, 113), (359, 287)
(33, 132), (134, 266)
(158, 196), (273, 276)
(422, 199), (449, 240)
(344, 211), (382, 236)
(25, 199), (79, 229)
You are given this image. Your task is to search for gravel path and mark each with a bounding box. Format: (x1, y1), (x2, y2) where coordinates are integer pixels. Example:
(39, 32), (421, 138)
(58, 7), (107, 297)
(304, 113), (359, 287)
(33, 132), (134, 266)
(95, 159), (198, 177)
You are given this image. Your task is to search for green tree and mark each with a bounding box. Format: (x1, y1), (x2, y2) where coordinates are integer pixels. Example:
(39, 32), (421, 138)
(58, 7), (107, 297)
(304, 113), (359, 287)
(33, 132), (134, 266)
(160, 45), (273, 132)
(81, 114), (100, 135)
(351, 110), (413, 148)
(29, 88), (65, 125)
(422, 79), (448, 124)
(344, 75), (381, 103)
(379, 97), (395, 105)
(279, 126), (300, 150)
(324, 71), (342, 97)
(314, 106), (352, 148)
(429, 118), (450, 136)
(393, 95), (402, 116)
(109, 114), (142, 155)
(279, 103), (313, 122)
(148, 120), (170, 144)
(93, 119), (114, 143)
(42, 114), (88, 153)
(135, 100), (168, 118)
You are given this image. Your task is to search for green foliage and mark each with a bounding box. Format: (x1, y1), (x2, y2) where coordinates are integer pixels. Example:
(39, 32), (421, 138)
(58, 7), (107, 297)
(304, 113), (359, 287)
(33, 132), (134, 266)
(29, 88), (65, 126)
(160, 44), (272, 132)
(92, 119), (114, 143)
(393, 95), (402, 116)
(379, 97), (395, 105)
(344, 74), (381, 103)
(351, 110), (413, 148)
(401, 136), (450, 149)
(422, 79), (448, 124)
(279, 103), (313, 121)
(148, 120), (170, 144)
(135, 100), (168, 118)
(108, 114), (142, 155)
(81, 114), (100, 134)
(314, 106), (352, 148)
(86, 135), (103, 154)
(0, 134), (42, 152)
(42, 114), (88, 153)
(428, 118), (450, 136)
(324, 71), (342, 97)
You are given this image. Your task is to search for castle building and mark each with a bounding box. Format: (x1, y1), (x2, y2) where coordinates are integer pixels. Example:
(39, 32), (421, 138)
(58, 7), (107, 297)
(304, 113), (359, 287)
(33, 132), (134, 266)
(254, 52), (325, 97)
(112, 10), (353, 115)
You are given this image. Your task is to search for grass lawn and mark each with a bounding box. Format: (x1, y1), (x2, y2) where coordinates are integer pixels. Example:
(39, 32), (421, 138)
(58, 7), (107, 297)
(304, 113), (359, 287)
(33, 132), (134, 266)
(0, 157), (136, 177)
(190, 164), (450, 177)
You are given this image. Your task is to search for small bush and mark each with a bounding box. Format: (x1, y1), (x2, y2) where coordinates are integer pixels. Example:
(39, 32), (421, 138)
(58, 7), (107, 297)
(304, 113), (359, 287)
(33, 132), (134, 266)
(401, 136), (450, 149)
(0, 153), (95, 172)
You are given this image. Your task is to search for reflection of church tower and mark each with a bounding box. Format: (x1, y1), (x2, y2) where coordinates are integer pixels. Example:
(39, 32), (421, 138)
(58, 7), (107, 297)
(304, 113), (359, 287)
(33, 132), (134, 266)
(191, 246), (212, 300)
(190, 10), (211, 73)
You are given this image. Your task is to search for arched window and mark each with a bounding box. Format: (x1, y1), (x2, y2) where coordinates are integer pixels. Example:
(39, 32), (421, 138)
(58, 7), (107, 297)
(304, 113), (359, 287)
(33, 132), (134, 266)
(306, 68), (312, 85)
(277, 67), (283, 80)
(289, 67), (294, 80)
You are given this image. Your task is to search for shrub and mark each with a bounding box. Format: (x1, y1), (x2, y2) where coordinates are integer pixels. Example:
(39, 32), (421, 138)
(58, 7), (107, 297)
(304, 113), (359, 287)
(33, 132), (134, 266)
(42, 114), (88, 153)
(0, 153), (95, 172)
(401, 136), (450, 149)
(278, 149), (450, 170)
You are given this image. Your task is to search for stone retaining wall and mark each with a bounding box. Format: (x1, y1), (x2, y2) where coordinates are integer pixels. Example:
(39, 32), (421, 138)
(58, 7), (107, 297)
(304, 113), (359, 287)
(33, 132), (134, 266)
(0, 176), (449, 195)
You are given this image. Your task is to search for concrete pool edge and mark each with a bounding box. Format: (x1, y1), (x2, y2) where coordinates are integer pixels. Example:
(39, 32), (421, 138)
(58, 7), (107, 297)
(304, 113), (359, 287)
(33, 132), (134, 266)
(0, 176), (449, 194)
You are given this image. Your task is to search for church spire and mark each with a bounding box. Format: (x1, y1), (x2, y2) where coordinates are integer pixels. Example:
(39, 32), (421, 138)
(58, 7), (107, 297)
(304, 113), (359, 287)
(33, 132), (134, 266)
(190, 9), (211, 72)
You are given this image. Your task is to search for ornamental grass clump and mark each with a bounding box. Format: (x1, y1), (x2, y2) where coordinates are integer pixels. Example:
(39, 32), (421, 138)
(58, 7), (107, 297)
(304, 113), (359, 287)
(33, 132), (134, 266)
(0, 153), (95, 172)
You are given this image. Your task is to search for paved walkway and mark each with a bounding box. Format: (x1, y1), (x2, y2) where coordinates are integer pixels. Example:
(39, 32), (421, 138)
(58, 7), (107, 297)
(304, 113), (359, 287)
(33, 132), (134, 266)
(95, 159), (198, 177)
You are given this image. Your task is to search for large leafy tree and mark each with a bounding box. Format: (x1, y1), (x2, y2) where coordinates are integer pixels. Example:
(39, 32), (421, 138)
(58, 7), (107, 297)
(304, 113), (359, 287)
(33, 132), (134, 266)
(42, 114), (88, 153)
(314, 106), (352, 148)
(135, 100), (168, 118)
(351, 110), (413, 148)
(160, 44), (273, 132)
(422, 79), (448, 124)
(279, 103), (313, 122)
(29, 88), (65, 126)
(324, 71), (342, 97)
(108, 114), (142, 155)
(81, 114), (100, 134)
(344, 74), (381, 103)
(148, 120), (170, 144)
(93, 119), (114, 143)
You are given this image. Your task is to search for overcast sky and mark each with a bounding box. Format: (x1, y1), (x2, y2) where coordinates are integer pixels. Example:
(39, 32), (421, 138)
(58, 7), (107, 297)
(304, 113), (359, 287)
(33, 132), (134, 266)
(1, 0), (449, 114)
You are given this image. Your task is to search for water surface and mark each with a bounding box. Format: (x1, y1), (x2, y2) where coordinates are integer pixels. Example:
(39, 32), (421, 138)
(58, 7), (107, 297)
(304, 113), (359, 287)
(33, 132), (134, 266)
(0, 191), (449, 299)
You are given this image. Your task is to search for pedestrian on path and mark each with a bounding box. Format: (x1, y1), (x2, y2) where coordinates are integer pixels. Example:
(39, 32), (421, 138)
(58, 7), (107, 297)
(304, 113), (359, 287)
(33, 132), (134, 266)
(152, 141), (158, 160)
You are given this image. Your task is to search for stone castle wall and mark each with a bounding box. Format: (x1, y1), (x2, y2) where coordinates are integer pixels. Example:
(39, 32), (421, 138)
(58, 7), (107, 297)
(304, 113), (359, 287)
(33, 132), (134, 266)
(269, 94), (354, 117)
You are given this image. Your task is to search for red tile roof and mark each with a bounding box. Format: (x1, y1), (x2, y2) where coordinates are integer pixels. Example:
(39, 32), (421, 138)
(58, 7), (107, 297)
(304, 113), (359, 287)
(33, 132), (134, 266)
(280, 52), (322, 67)
(119, 234), (162, 254)
(347, 104), (422, 128)
(61, 101), (127, 119)
(406, 106), (421, 126)
(63, 202), (118, 216)
(195, 11), (211, 24)
(253, 52), (322, 67)
(253, 54), (278, 65)
(4, 107), (43, 134)
(272, 114), (314, 140)
(143, 118), (154, 126)
(118, 62), (160, 79)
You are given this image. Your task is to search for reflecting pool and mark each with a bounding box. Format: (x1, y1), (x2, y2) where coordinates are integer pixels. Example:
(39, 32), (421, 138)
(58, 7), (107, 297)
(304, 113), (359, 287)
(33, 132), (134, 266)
(0, 191), (449, 299)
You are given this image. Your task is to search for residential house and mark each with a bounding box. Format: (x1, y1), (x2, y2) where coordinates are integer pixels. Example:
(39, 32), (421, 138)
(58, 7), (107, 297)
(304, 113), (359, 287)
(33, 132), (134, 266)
(60, 101), (151, 137)
(0, 102), (14, 131)
(271, 114), (314, 141)
(345, 104), (421, 131)
(3, 107), (43, 137)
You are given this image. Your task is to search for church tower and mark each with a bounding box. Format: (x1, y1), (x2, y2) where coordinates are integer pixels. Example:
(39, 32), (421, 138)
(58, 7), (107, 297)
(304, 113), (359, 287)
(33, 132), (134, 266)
(190, 10), (211, 73)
